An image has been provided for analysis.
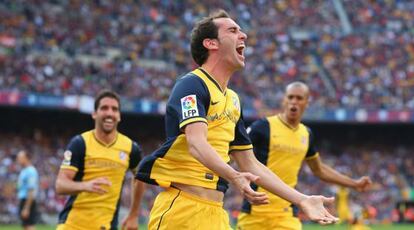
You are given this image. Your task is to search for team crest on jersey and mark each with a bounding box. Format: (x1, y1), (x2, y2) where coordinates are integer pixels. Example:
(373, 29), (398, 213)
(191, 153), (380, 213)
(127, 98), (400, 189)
(62, 150), (72, 165)
(232, 95), (240, 112)
(181, 95), (199, 119)
(119, 151), (126, 161)
(301, 136), (307, 146)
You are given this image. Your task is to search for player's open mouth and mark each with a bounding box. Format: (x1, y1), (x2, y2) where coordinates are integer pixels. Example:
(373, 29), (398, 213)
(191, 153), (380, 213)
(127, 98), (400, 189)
(290, 107), (298, 113)
(236, 44), (245, 57)
(103, 118), (114, 125)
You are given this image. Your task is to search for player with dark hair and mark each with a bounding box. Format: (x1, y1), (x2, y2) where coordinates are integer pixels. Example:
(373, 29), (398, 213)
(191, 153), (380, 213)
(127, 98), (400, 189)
(136, 10), (338, 230)
(56, 90), (145, 230)
(237, 82), (372, 230)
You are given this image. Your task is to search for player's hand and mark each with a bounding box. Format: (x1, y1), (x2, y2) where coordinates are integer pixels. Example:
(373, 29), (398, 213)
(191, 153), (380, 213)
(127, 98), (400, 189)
(354, 176), (372, 192)
(231, 172), (269, 205)
(83, 177), (112, 194)
(21, 208), (30, 220)
(121, 214), (139, 230)
(298, 195), (339, 225)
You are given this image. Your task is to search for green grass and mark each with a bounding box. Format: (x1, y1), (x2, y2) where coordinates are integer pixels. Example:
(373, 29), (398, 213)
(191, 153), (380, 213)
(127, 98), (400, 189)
(1, 224), (412, 230)
(0, 226), (55, 230)
(303, 224), (413, 230)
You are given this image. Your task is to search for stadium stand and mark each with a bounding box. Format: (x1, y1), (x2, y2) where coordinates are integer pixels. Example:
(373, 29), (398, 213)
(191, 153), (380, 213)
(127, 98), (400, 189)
(1, 0), (414, 226)
(0, 109), (413, 225)
(1, 0), (414, 113)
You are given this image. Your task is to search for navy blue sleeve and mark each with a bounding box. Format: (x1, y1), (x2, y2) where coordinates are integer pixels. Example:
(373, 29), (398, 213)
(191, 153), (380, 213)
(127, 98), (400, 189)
(60, 135), (86, 171)
(229, 107), (253, 152)
(305, 127), (318, 158)
(129, 141), (142, 170)
(248, 118), (270, 148)
(168, 74), (210, 130)
(248, 118), (270, 164)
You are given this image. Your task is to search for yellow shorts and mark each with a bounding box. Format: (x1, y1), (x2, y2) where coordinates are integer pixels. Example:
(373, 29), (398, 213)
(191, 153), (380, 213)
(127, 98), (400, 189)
(148, 187), (231, 230)
(237, 212), (302, 230)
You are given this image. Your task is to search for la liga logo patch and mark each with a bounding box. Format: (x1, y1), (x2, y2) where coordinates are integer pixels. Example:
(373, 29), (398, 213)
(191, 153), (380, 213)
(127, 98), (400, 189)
(119, 151), (126, 161)
(181, 95), (199, 119)
(62, 150), (72, 166)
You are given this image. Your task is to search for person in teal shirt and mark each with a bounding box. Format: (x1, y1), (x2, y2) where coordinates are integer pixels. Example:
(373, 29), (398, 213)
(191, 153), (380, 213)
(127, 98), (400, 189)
(17, 150), (39, 230)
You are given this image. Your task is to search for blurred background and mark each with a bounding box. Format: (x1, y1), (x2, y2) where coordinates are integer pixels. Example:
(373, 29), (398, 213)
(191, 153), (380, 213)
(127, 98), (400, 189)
(1, 0), (413, 229)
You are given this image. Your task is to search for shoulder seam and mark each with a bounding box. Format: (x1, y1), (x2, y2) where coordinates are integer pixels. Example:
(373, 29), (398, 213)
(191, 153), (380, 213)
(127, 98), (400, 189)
(179, 72), (211, 112)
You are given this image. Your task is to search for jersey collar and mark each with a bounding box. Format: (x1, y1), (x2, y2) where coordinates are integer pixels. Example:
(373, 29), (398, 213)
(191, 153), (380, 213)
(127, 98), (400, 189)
(198, 67), (226, 94)
(92, 130), (119, 148)
(277, 114), (299, 131)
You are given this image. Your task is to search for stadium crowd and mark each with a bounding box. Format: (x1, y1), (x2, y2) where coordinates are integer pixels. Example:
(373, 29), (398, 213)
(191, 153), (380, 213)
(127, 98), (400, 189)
(0, 131), (412, 224)
(1, 0), (414, 225)
(1, 0), (414, 111)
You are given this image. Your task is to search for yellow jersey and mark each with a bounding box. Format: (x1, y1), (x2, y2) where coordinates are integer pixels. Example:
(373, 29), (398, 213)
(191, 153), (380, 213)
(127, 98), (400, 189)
(337, 186), (351, 222)
(58, 130), (142, 230)
(136, 68), (253, 193)
(241, 115), (319, 215)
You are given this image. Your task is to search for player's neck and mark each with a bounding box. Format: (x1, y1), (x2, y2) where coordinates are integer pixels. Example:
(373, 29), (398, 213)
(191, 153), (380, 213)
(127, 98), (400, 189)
(279, 113), (300, 129)
(94, 129), (118, 146)
(200, 62), (232, 91)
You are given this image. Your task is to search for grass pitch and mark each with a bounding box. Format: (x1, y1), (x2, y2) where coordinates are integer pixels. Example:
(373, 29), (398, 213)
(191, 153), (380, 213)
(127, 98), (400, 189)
(1, 224), (412, 229)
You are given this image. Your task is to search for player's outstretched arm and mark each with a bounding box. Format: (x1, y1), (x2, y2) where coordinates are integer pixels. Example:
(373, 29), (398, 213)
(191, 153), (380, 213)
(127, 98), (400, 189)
(122, 179), (145, 230)
(185, 122), (269, 205)
(231, 150), (338, 225)
(55, 168), (111, 195)
(306, 156), (372, 192)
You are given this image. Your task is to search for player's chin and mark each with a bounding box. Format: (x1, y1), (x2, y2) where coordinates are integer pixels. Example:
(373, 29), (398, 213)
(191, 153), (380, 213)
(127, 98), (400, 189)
(102, 125), (116, 133)
(234, 59), (245, 69)
(287, 113), (299, 120)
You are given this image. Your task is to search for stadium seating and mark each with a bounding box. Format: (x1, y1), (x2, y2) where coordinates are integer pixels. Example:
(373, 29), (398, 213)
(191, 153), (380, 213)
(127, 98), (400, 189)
(1, 0), (414, 112)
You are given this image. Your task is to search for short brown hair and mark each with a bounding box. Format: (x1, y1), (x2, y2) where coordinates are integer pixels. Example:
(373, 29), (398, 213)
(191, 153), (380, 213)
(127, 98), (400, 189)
(18, 150), (32, 160)
(94, 90), (121, 111)
(190, 9), (231, 66)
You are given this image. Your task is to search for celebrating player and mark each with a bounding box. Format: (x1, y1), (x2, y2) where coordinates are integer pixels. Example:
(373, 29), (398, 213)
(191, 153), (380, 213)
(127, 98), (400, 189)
(237, 82), (372, 230)
(136, 10), (338, 229)
(55, 90), (145, 230)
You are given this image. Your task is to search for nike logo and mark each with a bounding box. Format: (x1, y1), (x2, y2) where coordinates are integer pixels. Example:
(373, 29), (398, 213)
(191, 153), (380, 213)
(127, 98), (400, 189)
(211, 101), (219, 105)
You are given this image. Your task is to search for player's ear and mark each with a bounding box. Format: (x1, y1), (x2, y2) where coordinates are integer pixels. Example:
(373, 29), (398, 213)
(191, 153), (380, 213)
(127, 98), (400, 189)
(203, 38), (219, 50)
(305, 95), (310, 108)
(92, 111), (97, 120)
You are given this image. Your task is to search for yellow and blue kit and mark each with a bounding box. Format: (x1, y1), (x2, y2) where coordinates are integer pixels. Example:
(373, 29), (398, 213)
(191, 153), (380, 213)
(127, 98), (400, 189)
(237, 115), (319, 230)
(57, 130), (142, 230)
(136, 68), (252, 192)
(136, 68), (252, 229)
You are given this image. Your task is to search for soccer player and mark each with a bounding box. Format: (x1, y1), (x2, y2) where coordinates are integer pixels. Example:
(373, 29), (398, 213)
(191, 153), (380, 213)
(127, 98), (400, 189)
(336, 186), (352, 224)
(136, 10), (338, 230)
(55, 90), (145, 230)
(237, 82), (372, 230)
(16, 150), (39, 230)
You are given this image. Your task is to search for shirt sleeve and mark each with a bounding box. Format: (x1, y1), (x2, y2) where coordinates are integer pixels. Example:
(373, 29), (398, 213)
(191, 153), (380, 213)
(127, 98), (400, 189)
(245, 118), (270, 164)
(305, 127), (319, 159)
(60, 135), (86, 172)
(129, 141), (143, 172)
(168, 75), (210, 130)
(229, 106), (253, 153)
(248, 118), (269, 148)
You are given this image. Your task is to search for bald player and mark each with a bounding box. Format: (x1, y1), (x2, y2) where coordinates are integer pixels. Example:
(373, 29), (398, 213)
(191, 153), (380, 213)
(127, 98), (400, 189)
(237, 82), (372, 230)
